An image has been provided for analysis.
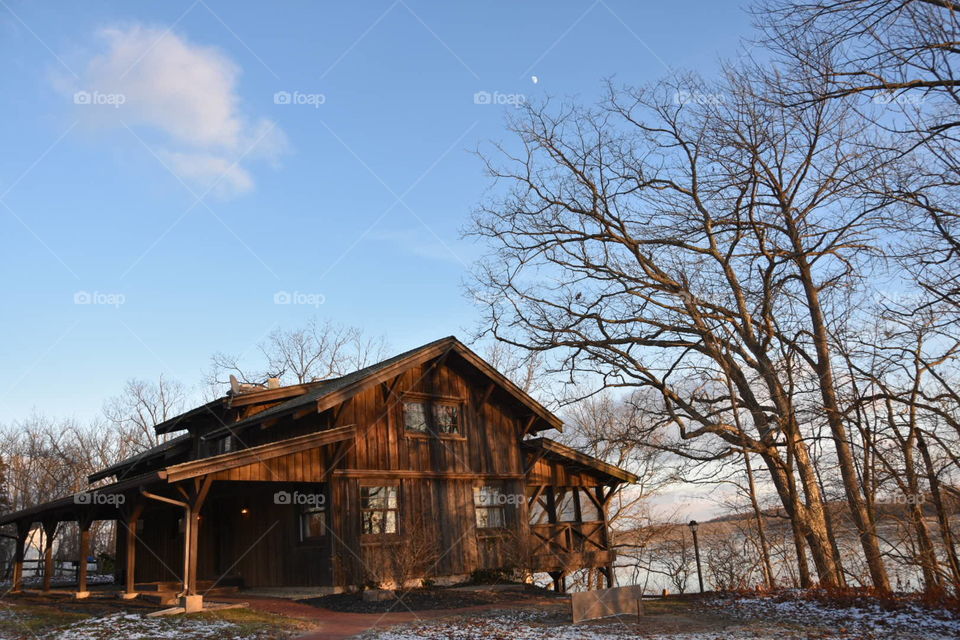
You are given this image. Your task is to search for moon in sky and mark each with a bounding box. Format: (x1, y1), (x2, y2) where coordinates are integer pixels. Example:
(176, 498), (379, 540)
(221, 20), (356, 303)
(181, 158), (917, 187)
(531, 75), (539, 84)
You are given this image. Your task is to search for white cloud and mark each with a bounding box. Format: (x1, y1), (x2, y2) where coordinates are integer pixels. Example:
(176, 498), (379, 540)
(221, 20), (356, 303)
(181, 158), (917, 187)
(373, 228), (464, 263)
(157, 150), (253, 198)
(66, 25), (286, 198)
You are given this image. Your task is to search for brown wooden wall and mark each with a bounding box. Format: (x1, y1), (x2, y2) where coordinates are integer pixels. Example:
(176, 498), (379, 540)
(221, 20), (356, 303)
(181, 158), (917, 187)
(123, 354), (620, 588)
(526, 456), (605, 487)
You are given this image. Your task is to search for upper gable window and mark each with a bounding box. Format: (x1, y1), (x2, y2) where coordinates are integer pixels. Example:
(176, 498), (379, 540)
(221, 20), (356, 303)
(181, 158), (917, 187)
(403, 400), (461, 435)
(208, 435), (234, 456)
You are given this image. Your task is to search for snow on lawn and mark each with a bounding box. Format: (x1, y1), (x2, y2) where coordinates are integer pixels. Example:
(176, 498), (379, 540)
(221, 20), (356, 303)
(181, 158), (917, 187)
(712, 593), (960, 639)
(360, 609), (637, 640)
(362, 594), (960, 640)
(29, 612), (271, 640)
(0, 574), (114, 588)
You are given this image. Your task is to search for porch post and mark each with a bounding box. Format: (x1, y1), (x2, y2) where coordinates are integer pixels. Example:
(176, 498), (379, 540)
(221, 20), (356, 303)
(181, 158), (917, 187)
(11, 522), (28, 593)
(75, 514), (92, 598)
(549, 570), (566, 593)
(177, 475), (212, 613)
(122, 503), (144, 598)
(41, 520), (57, 592)
(185, 506), (200, 595)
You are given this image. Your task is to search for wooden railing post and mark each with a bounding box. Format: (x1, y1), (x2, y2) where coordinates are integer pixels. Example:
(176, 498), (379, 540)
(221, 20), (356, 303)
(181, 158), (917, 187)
(76, 514), (92, 598)
(121, 502), (144, 598)
(41, 520), (57, 592)
(11, 522), (28, 593)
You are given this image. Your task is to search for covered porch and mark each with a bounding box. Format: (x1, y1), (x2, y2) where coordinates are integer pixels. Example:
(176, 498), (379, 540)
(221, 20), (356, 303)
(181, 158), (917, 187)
(0, 425), (356, 611)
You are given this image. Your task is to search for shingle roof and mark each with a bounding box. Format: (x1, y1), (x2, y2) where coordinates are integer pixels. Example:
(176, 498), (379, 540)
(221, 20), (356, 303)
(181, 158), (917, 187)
(202, 336), (460, 440)
(88, 433), (192, 483)
(95, 335), (564, 479)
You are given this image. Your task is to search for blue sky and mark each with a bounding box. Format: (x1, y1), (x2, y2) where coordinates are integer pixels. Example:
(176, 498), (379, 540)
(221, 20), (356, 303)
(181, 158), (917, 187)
(0, 0), (752, 423)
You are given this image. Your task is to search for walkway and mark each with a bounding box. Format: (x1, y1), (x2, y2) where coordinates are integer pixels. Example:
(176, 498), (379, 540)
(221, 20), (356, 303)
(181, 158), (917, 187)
(218, 593), (563, 640)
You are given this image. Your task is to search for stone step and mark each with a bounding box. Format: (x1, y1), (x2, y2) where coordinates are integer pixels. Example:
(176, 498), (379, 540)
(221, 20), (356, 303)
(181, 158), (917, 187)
(137, 585), (238, 606)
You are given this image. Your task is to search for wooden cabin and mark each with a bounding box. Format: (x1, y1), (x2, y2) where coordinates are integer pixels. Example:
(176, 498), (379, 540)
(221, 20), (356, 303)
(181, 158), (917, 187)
(0, 337), (636, 601)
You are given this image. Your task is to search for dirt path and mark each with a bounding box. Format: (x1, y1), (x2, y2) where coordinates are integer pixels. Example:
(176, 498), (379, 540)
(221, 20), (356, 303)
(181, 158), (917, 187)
(218, 593), (567, 640)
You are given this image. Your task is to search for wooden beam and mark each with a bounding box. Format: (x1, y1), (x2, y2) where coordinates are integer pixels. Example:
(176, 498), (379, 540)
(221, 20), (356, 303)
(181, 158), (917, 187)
(521, 415), (537, 437)
(380, 374), (402, 401)
(333, 469), (524, 480)
(522, 438), (638, 484)
(331, 396), (352, 425)
(144, 488), (189, 509)
(477, 382), (495, 409)
(226, 383), (317, 407)
(11, 522), (28, 593)
(41, 520), (57, 592)
(122, 503), (144, 596)
(292, 405), (316, 420)
(76, 515), (92, 597)
(185, 506), (200, 596)
(165, 425), (357, 482)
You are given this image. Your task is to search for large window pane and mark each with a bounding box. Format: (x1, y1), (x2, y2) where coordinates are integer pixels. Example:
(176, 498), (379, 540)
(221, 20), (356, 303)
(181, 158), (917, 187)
(361, 486), (398, 534)
(556, 489), (577, 522)
(578, 488), (602, 521)
(433, 404), (460, 434)
(403, 402), (428, 432)
(474, 485), (507, 529)
(527, 488), (549, 525)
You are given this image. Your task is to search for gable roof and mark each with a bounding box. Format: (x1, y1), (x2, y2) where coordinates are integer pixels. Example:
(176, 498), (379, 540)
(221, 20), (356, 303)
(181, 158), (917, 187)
(88, 433), (192, 483)
(201, 336), (562, 441)
(522, 437), (639, 484)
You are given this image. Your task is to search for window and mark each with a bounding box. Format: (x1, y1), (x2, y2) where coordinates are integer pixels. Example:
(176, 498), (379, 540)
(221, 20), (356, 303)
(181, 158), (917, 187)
(208, 435), (233, 456)
(578, 488), (603, 522)
(403, 402), (429, 433)
(433, 404), (460, 434)
(300, 504), (326, 540)
(527, 487), (549, 525)
(474, 485), (507, 529)
(556, 489), (578, 522)
(403, 400), (461, 435)
(360, 486), (398, 535)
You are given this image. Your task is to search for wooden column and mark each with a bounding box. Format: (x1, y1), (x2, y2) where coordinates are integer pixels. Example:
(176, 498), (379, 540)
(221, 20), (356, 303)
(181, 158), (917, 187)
(599, 484), (616, 590)
(11, 522), (28, 593)
(549, 570), (566, 593)
(76, 514), (93, 598)
(174, 476), (213, 599)
(185, 507), (200, 595)
(41, 520), (57, 592)
(122, 503), (144, 597)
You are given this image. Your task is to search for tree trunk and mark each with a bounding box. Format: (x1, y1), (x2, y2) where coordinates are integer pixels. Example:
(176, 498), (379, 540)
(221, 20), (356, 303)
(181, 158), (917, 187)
(792, 250), (891, 591)
(917, 431), (960, 593)
(744, 451), (776, 589)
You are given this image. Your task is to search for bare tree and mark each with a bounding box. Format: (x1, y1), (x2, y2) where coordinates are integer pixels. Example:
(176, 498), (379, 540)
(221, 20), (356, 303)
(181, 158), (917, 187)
(103, 375), (185, 452)
(467, 60), (903, 587)
(758, 0), (960, 312)
(206, 318), (388, 393)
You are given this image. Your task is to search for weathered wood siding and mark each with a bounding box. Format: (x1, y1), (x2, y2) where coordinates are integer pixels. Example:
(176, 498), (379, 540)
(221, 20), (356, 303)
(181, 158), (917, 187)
(123, 352), (619, 588)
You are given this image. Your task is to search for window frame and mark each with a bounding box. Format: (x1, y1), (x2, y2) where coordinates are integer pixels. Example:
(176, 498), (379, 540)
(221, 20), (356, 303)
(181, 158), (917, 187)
(207, 435), (234, 456)
(577, 487), (604, 523)
(474, 483), (511, 531)
(299, 503), (327, 542)
(400, 393), (466, 440)
(359, 484), (400, 538)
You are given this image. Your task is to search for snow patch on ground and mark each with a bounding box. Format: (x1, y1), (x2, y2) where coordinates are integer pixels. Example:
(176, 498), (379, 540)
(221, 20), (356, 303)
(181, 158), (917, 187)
(713, 593), (960, 639)
(0, 574), (114, 588)
(0, 611), (272, 640)
(362, 594), (960, 640)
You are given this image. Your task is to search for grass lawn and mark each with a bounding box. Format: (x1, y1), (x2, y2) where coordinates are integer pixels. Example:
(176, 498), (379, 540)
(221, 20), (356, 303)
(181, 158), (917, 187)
(0, 598), (311, 640)
(0, 602), (89, 636)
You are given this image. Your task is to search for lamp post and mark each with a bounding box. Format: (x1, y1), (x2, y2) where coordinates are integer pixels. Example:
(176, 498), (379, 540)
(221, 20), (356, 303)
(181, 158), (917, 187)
(688, 520), (704, 593)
